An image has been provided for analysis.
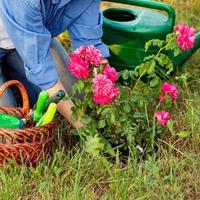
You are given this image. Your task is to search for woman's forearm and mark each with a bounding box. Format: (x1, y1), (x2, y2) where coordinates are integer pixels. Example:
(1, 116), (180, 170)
(46, 80), (83, 129)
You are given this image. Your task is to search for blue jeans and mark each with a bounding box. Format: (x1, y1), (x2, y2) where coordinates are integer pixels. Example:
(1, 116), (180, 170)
(0, 38), (77, 106)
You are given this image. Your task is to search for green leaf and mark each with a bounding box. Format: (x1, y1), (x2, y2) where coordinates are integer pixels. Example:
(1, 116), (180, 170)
(152, 39), (164, 48)
(143, 55), (155, 62)
(139, 64), (147, 76)
(96, 107), (102, 115)
(167, 119), (175, 134)
(138, 99), (145, 108)
(72, 83), (78, 96)
(166, 62), (174, 75)
(150, 76), (159, 87)
(98, 119), (106, 129)
(124, 103), (131, 113)
(133, 70), (139, 77)
(145, 40), (153, 52)
(85, 134), (105, 156)
(159, 54), (169, 64)
(147, 60), (156, 75)
(145, 39), (164, 52)
(71, 107), (78, 121)
(77, 80), (84, 93)
(110, 113), (116, 124)
(155, 56), (164, 67)
(101, 107), (110, 116)
(81, 116), (92, 125)
(166, 33), (174, 43)
(88, 102), (95, 109)
(100, 134), (115, 156)
(177, 131), (191, 138)
(174, 47), (182, 57)
(122, 70), (130, 80)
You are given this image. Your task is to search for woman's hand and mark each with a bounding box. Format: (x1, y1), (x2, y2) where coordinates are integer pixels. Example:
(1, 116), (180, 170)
(46, 80), (84, 130)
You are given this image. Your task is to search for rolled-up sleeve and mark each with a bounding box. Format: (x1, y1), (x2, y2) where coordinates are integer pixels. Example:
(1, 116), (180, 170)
(68, 0), (110, 58)
(0, 0), (59, 89)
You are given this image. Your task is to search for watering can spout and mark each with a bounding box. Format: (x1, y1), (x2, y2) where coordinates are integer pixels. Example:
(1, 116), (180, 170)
(173, 32), (200, 67)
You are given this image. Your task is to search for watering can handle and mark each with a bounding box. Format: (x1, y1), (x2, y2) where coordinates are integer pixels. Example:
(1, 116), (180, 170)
(102, 0), (175, 26)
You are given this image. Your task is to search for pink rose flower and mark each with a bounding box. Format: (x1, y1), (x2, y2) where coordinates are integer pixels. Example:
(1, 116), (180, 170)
(68, 54), (90, 79)
(160, 82), (178, 102)
(85, 45), (103, 66)
(174, 24), (195, 51)
(103, 64), (118, 83)
(92, 74), (119, 105)
(155, 111), (170, 126)
(73, 46), (87, 57)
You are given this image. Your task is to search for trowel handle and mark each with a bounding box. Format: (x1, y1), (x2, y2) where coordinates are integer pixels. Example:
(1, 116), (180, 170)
(33, 91), (49, 121)
(43, 90), (65, 112)
(103, 0), (175, 26)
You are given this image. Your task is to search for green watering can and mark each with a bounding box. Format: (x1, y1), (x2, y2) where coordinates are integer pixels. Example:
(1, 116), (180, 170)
(102, 0), (200, 70)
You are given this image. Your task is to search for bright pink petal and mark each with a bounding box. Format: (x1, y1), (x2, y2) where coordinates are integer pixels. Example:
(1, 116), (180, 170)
(174, 24), (196, 51)
(161, 82), (178, 101)
(155, 111), (170, 126)
(103, 64), (118, 83)
(68, 54), (90, 79)
(85, 45), (103, 66)
(92, 74), (119, 105)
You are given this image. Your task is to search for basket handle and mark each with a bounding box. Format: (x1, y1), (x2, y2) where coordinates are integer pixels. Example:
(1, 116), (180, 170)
(0, 80), (30, 115)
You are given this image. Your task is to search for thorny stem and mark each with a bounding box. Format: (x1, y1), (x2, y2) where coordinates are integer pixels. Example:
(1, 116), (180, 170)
(152, 101), (161, 148)
(132, 72), (145, 93)
(156, 34), (176, 57)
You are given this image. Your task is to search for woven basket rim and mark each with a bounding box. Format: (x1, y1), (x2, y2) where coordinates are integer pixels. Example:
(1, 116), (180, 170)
(0, 80), (56, 166)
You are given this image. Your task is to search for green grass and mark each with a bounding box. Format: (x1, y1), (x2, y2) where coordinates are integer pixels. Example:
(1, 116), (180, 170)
(1, 1), (200, 199)
(0, 145), (199, 199)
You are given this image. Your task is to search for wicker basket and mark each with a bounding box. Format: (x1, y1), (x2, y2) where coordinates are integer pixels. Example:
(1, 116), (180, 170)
(0, 80), (55, 166)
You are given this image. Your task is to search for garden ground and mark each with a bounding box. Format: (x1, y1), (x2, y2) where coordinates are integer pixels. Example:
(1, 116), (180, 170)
(0, 0), (200, 199)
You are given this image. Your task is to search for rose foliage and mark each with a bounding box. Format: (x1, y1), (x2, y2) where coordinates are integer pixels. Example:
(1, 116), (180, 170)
(66, 24), (195, 156)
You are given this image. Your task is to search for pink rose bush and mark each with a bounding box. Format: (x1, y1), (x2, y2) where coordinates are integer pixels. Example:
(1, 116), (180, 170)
(156, 82), (178, 126)
(174, 24), (195, 51)
(67, 44), (180, 156)
(68, 45), (119, 105)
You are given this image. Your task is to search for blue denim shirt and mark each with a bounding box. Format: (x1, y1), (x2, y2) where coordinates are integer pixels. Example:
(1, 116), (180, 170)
(0, 0), (109, 89)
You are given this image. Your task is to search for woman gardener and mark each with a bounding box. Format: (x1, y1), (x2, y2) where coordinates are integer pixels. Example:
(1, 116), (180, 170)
(0, 0), (109, 128)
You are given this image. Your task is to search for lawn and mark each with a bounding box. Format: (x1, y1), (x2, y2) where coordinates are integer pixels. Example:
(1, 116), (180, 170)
(0, 0), (200, 199)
